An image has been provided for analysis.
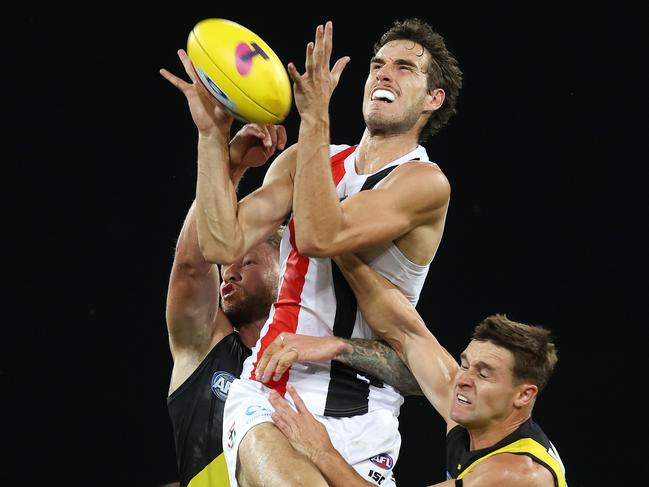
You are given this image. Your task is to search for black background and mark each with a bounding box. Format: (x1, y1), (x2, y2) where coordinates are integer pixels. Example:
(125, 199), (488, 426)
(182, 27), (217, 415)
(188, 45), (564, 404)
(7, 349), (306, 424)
(6, 3), (647, 486)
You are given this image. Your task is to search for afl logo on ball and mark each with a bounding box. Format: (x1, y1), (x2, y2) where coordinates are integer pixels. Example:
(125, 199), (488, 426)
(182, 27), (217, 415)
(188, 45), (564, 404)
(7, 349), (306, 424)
(370, 453), (394, 470)
(211, 371), (236, 400)
(235, 42), (269, 76)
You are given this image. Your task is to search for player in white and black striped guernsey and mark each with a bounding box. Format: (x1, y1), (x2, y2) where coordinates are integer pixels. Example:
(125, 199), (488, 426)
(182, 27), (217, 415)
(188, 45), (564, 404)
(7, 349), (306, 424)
(165, 16), (463, 487)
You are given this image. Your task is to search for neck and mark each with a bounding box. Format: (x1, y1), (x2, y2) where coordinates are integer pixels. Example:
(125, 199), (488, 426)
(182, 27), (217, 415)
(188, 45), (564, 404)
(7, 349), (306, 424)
(467, 413), (531, 451)
(355, 129), (420, 174)
(237, 318), (266, 349)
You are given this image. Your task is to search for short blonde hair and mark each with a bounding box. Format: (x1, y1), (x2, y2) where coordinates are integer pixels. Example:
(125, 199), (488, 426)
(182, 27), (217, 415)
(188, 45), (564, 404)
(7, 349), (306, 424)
(265, 225), (285, 251)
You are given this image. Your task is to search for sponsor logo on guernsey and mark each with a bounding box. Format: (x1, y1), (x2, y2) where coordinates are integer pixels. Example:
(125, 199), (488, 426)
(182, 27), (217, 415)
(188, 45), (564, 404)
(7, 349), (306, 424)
(211, 371), (236, 400)
(370, 453), (394, 470)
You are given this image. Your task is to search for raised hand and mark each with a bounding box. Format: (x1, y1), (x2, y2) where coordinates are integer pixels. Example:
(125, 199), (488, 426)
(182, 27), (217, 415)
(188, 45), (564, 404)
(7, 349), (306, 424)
(256, 333), (344, 383)
(229, 123), (287, 169)
(287, 21), (351, 120)
(160, 49), (233, 136)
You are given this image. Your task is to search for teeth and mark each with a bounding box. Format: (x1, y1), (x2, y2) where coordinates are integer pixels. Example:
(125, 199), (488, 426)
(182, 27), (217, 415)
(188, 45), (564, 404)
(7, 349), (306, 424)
(372, 89), (395, 102)
(457, 394), (470, 404)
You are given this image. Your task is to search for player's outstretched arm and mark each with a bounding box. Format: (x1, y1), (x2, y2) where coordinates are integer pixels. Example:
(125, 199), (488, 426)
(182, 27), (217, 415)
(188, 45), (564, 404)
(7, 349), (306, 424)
(334, 253), (458, 424)
(161, 50), (294, 264)
(256, 333), (422, 396)
(166, 122), (285, 390)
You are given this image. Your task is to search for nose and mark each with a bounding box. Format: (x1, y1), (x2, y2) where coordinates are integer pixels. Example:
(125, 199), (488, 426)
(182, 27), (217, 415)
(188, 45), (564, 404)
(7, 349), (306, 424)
(221, 262), (242, 282)
(375, 63), (393, 82)
(455, 368), (473, 388)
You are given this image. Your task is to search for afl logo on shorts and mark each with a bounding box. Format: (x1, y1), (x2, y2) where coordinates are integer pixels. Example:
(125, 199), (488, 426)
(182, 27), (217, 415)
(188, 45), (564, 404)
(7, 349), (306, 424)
(370, 453), (394, 470)
(211, 371), (236, 400)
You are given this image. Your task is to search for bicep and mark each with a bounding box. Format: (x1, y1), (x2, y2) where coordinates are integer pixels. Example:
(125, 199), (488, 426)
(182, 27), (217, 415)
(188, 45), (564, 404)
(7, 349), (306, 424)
(329, 165), (450, 254)
(235, 145), (296, 252)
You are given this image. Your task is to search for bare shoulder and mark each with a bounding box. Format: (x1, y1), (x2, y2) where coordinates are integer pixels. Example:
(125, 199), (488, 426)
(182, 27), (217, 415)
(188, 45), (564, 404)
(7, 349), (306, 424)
(467, 453), (556, 487)
(385, 161), (450, 208)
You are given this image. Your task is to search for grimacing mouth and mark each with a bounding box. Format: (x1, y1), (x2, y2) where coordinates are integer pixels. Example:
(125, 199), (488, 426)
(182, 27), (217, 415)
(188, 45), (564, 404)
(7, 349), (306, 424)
(456, 393), (471, 405)
(371, 88), (396, 102)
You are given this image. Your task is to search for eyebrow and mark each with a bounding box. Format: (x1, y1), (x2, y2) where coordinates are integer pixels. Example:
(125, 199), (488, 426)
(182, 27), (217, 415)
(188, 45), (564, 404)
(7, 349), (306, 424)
(460, 353), (496, 372)
(370, 56), (419, 69)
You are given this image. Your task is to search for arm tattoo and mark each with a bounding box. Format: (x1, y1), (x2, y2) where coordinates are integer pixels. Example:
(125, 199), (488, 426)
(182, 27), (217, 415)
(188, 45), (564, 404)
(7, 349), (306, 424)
(336, 338), (423, 396)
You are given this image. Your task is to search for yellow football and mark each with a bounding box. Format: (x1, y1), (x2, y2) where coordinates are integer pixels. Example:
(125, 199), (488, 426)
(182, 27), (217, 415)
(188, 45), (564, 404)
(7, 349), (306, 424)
(187, 18), (292, 124)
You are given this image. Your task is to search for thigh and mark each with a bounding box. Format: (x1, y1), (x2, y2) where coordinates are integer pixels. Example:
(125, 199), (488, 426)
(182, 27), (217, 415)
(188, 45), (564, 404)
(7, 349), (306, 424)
(223, 379), (327, 487)
(238, 422), (327, 487)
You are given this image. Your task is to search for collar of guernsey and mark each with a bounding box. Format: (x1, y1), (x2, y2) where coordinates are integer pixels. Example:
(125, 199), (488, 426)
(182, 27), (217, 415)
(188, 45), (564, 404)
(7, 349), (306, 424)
(341, 144), (432, 179)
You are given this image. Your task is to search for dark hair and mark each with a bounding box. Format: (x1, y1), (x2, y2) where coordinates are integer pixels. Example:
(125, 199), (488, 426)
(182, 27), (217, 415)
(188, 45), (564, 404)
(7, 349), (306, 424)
(472, 314), (558, 392)
(374, 18), (463, 141)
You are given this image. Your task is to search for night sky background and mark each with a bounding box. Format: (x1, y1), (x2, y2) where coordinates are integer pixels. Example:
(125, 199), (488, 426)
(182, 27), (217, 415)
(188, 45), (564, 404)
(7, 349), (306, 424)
(6, 3), (646, 486)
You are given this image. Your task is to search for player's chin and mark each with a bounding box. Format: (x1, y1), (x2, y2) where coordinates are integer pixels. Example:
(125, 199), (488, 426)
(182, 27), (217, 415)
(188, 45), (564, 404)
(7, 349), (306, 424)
(222, 292), (244, 310)
(364, 111), (393, 131)
(449, 405), (471, 424)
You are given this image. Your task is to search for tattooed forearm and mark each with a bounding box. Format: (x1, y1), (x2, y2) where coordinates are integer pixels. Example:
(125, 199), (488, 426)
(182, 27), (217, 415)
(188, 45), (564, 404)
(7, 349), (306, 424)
(336, 338), (423, 396)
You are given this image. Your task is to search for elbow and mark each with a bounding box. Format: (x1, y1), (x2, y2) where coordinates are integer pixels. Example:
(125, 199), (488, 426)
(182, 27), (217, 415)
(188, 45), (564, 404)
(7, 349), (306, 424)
(197, 226), (244, 264)
(295, 233), (332, 257)
(200, 247), (238, 265)
(201, 247), (230, 265)
(374, 327), (408, 357)
(199, 239), (242, 265)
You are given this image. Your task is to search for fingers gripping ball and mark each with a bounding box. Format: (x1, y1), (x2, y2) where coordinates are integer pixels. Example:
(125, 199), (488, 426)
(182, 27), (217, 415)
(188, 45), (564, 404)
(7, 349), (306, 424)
(187, 18), (292, 124)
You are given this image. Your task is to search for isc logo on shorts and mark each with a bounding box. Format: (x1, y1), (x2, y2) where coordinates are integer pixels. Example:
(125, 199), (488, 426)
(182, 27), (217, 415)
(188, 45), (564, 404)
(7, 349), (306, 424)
(211, 371), (236, 400)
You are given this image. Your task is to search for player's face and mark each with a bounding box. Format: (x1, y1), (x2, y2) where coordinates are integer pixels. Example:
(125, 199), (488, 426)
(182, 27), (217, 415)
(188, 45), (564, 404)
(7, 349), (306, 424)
(220, 244), (279, 327)
(362, 40), (438, 135)
(449, 340), (519, 429)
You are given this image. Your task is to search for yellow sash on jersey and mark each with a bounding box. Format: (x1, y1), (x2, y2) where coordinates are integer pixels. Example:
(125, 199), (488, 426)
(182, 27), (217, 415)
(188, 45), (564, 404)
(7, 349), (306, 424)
(456, 438), (566, 487)
(187, 452), (230, 487)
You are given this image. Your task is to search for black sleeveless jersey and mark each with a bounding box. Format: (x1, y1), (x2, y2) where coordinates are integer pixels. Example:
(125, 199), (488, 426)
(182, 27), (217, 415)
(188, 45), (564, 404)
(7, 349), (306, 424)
(167, 332), (251, 487)
(446, 417), (567, 486)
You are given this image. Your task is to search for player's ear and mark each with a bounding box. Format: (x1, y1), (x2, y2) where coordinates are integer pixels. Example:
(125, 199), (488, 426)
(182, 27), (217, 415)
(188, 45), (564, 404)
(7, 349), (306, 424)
(513, 384), (538, 408)
(424, 88), (445, 113)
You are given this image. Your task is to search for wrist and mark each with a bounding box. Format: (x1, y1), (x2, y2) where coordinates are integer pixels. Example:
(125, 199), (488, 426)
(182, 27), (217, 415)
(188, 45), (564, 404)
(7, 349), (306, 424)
(299, 111), (330, 127)
(229, 165), (248, 187)
(197, 132), (230, 164)
(333, 338), (353, 361)
(310, 442), (338, 470)
(198, 130), (230, 145)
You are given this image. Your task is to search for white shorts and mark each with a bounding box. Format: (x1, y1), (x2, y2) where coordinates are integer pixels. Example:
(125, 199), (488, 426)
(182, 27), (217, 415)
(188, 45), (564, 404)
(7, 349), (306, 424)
(223, 378), (401, 486)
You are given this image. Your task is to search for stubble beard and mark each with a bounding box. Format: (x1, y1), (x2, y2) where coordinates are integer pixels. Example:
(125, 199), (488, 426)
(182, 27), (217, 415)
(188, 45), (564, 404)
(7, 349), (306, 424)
(364, 106), (421, 136)
(222, 284), (278, 329)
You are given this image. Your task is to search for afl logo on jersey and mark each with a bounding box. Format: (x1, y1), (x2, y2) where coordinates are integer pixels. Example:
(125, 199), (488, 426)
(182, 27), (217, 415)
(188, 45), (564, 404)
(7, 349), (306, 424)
(370, 453), (394, 470)
(211, 371), (236, 400)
